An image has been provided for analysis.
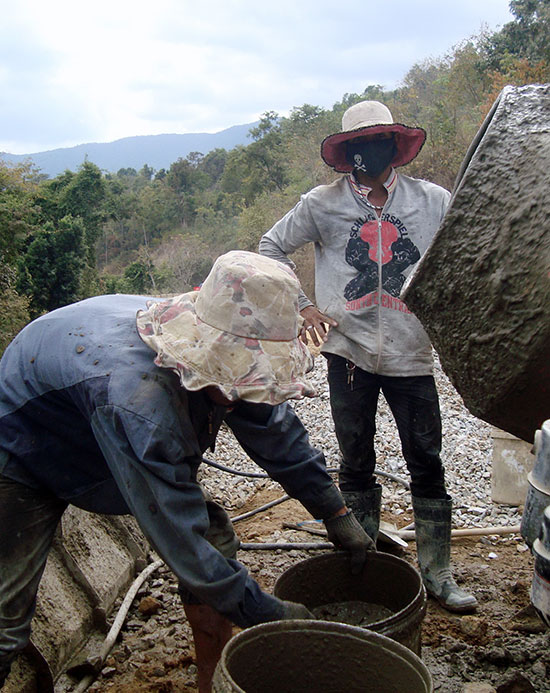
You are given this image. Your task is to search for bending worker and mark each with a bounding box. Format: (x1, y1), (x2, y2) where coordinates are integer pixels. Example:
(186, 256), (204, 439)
(0, 250), (374, 692)
(259, 100), (477, 613)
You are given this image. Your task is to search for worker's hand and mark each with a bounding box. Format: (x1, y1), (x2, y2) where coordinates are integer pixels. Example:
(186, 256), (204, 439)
(280, 599), (315, 620)
(300, 305), (338, 347)
(324, 510), (376, 574)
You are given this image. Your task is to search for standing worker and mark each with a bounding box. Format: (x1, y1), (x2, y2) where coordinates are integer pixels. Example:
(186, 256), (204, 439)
(259, 100), (477, 613)
(0, 250), (374, 692)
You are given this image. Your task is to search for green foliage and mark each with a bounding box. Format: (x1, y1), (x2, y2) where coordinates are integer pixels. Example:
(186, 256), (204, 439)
(16, 216), (87, 317)
(121, 260), (156, 294)
(484, 0), (550, 67)
(0, 287), (30, 357)
(221, 112), (289, 206)
(0, 161), (42, 265)
(236, 189), (301, 251)
(0, 260), (31, 356)
(35, 161), (108, 265)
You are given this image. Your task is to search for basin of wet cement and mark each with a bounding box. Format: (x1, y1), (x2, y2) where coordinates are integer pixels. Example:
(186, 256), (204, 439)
(312, 599), (395, 627)
(274, 550), (427, 654)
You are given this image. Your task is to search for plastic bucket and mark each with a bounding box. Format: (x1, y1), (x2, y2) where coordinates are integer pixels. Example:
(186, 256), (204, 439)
(212, 619), (433, 693)
(273, 551), (426, 655)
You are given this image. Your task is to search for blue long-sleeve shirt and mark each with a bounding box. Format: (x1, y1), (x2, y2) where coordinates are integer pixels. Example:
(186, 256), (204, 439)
(0, 294), (343, 627)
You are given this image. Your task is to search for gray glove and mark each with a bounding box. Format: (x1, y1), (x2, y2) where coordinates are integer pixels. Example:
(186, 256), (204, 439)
(280, 599), (315, 620)
(324, 511), (376, 574)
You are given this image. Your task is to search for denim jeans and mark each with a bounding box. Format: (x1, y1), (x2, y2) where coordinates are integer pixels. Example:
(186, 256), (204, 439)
(0, 472), (241, 665)
(326, 354), (448, 499)
(0, 475), (67, 675)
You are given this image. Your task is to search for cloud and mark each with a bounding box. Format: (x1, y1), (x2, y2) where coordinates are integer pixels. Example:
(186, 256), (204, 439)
(0, 0), (512, 154)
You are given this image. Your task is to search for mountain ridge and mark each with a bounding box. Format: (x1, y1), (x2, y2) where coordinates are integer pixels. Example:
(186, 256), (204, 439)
(0, 122), (257, 178)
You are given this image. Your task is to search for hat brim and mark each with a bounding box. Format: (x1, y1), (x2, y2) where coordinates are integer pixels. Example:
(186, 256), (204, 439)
(321, 123), (426, 173)
(136, 292), (316, 405)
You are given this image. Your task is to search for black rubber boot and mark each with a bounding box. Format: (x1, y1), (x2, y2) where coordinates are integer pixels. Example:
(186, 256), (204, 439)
(0, 662), (11, 688)
(341, 485), (382, 543)
(412, 496), (478, 613)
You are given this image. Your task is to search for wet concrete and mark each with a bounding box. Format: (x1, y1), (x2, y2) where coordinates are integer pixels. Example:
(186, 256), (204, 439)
(312, 600), (395, 627)
(402, 84), (550, 443)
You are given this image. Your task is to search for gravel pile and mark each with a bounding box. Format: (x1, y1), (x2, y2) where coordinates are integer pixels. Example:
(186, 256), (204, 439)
(200, 352), (524, 531)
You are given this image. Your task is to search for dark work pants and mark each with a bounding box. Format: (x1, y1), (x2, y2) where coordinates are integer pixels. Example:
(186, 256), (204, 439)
(0, 473), (239, 675)
(326, 354), (448, 499)
(0, 475), (67, 676)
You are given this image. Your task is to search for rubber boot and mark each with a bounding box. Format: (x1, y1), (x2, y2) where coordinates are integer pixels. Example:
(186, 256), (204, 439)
(341, 485), (382, 543)
(412, 496), (478, 613)
(0, 662), (11, 688)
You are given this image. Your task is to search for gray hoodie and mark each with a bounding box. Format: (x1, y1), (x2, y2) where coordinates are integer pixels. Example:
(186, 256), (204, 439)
(259, 171), (450, 376)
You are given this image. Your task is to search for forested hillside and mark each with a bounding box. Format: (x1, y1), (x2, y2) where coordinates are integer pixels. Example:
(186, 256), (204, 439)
(0, 124), (256, 178)
(2, 0), (549, 354)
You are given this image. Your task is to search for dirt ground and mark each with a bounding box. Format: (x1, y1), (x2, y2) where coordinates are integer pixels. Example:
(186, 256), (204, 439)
(72, 484), (550, 693)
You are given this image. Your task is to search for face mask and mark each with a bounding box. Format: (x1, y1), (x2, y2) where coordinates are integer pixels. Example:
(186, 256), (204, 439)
(345, 136), (397, 177)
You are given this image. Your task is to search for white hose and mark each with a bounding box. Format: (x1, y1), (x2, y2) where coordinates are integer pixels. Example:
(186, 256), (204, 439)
(72, 559), (164, 693)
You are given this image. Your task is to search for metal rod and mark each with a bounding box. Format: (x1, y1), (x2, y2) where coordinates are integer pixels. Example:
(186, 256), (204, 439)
(398, 524), (521, 542)
(240, 542), (334, 551)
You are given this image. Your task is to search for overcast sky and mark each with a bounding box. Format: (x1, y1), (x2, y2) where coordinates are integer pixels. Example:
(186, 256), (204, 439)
(1, 0), (513, 155)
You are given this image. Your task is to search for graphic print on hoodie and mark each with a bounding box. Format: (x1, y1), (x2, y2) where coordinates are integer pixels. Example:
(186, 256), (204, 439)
(344, 215), (421, 301)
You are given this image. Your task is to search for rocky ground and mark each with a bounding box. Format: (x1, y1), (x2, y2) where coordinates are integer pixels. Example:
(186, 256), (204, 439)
(58, 355), (549, 693)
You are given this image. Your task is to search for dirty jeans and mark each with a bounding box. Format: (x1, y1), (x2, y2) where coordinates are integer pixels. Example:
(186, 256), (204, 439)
(0, 474), (67, 680)
(326, 354), (447, 499)
(0, 472), (240, 682)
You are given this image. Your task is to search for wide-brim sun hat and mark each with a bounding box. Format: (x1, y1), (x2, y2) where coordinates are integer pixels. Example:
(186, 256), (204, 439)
(321, 100), (426, 173)
(136, 250), (316, 405)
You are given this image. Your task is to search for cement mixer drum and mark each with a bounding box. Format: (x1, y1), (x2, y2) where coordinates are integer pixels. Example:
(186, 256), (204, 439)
(402, 84), (550, 443)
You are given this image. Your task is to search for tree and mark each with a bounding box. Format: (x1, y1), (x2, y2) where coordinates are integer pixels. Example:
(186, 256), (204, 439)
(149, 235), (215, 293)
(121, 260), (156, 294)
(485, 0), (550, 66)
(0, 161), (42, 266)
(220, 113), (289, 206)
(0, 259), (30, 356)
(200, 148), (228, 186)
(246, 112), (288, 192)
(59, 161), (107, 260)
(17, 216), (87, 317)
(139, 164), (155, 181)
(35, 162), (108, 265)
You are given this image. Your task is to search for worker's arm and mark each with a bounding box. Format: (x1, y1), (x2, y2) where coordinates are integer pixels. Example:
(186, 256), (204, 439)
(258, 194), (320, 312)
(226, 401), (375, 568)
(259, 194), (337, 343)
(90, 404), (287, 629)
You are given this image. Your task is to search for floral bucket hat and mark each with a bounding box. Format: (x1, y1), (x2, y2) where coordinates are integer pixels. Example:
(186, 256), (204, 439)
(136, 250), (316, 404)
(321, 100), (426, 173)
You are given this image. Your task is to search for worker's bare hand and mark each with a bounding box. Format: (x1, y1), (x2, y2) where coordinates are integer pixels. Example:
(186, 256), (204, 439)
(300, 306), (338, 347)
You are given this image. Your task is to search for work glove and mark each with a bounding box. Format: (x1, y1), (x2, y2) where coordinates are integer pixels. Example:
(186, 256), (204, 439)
(324, 510), (376, 574)
(280, 599), (315, 620)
